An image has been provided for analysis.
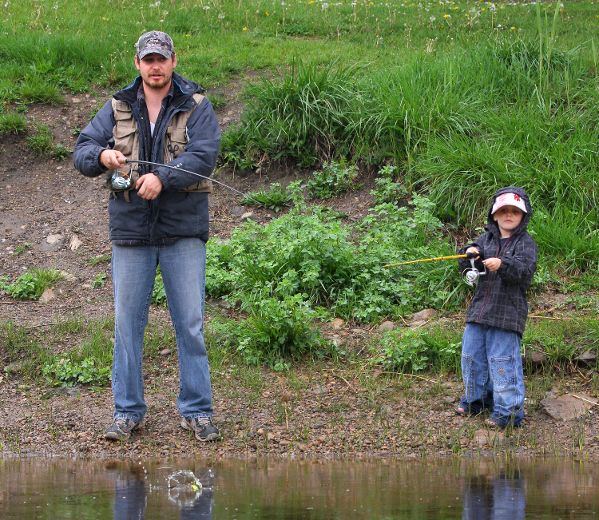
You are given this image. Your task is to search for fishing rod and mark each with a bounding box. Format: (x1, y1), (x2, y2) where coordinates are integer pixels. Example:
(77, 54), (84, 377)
(385, 250), (486, 286)
(384, 251), (479, 268)
(121, 159), (246, 197)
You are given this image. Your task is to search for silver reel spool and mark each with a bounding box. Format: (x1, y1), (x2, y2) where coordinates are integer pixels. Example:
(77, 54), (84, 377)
(463, 258), (487, 287)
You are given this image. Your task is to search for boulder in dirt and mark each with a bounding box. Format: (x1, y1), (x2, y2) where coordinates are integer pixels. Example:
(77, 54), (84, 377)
(540, 393), (598, 421)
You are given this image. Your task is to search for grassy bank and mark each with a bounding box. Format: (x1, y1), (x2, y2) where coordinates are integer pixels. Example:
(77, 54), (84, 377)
(1, 1), (598, 382)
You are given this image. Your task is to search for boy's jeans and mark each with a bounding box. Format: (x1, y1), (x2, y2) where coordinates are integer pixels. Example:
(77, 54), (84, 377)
(111, 238), (213, 423)
(460, 323), (525, 426)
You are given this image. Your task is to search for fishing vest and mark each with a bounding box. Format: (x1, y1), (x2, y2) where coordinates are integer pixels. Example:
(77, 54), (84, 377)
(110, 92), (212, 196)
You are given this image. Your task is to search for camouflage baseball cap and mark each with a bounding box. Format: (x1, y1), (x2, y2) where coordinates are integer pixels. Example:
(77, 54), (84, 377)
(135, 31), (174, 59)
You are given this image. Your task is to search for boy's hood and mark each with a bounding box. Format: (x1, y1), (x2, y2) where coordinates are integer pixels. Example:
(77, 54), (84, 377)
(486, 186), (533, 237)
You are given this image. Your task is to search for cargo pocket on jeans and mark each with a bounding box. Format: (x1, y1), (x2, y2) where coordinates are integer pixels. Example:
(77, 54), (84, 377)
(490, 355), (514, 390)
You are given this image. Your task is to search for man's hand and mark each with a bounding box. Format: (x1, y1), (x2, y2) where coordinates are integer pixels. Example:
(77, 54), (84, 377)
(100, 149), (127, 169)
(136, 173), (162, 200)
(483, 257), (502, 272)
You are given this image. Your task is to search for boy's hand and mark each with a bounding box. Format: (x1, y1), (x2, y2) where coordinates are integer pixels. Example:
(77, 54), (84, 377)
(483, 257), (502, 272)
(466, 247), (480, 258)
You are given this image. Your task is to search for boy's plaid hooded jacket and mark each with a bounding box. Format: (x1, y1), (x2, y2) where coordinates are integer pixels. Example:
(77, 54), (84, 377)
(458, 186), (537, 336)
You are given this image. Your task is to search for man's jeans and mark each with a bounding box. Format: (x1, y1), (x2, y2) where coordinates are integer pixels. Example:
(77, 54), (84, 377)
(460, 323), (524, 426)
(111, 238), (213, 423)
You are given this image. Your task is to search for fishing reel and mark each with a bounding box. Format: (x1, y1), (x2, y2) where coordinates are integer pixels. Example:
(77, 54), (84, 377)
(463, 256), (487, 287)
(110, 164), (139, 191)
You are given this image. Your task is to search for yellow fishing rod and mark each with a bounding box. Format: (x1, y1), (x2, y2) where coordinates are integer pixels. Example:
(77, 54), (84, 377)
(384, 251), (478, 268)
(385, 251), (485, 286)
(385, 253), (468, 267)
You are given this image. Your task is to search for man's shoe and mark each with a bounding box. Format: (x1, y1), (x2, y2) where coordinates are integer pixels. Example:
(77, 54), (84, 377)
(180, 416), (221, 442)
(104, 418), (141, 441)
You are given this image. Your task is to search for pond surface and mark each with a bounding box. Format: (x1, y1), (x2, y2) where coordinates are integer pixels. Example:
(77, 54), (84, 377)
(0, 459), (597, 519)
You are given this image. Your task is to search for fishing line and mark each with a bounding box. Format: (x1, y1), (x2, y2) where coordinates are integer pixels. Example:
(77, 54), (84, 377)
(125, 159), (246, 197)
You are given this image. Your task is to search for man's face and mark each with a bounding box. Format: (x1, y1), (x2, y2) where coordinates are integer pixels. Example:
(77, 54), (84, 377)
(135, 53), (177, 90)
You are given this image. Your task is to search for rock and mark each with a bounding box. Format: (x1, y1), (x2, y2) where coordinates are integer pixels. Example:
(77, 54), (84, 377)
(378, 320), (396, 332)
(240, 212), (254, 222)
(410, 309), (437, 322)
(473, 428), (504, 447)
(69, 234), (83, 251)
(540, 393), (598, 421)
(160, 348), (172, 356)
(59, 270), (78, 283)
(46, 234), (64, 245)
(4, 361), (25, 374)
(576, 350), (597, 365)
(230, 206), (247, 217)
(525, 349), (547, 365)
(40, 234), (65, 252)
(331, 318), (345, 330)
(39, 288), (55, 303)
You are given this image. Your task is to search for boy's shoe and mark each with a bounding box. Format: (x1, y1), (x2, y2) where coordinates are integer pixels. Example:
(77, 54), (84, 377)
(104, 418), (141, 441)
(180, 416), (221, 442)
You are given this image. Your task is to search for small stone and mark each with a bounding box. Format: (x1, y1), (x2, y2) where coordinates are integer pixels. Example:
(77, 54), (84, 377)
(41, 234), (65, 252)
(4, 361), (25, 374)
(576, 350), (597, 365)
(46, 234), (64, 245)
(240, 212), (254, 222)
(69, 234), (83, 251)
(525, 349), (547, 365)
(411, 309), (437, 322)
(59, 270), (78, 283)
(378, 320), (396, 332)
(39, 288), (55, 303)
(331, 318), (345, 330)
(160, 348), (172, 356)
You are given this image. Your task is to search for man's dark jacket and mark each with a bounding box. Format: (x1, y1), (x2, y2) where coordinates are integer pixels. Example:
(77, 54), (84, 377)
(73, 73), (221, 244)
(458, 187), (537, 336)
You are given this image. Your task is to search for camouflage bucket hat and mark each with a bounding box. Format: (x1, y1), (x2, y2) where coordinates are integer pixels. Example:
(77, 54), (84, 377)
(135, 31), (174, 59)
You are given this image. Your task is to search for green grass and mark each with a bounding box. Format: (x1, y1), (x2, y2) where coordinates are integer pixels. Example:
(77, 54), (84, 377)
(26, 124), (70, 159)
(0, 269), (63, 300)
(241, 182), (292, 211)
(2, 0), (599, 368)
(0, 112), (26, 135)
(0, 318), (181, 386)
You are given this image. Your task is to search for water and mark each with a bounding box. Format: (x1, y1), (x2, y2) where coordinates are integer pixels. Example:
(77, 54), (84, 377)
(0, 459), (597, 519)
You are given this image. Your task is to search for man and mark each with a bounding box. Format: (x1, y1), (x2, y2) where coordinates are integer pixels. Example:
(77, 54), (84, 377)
(74, 31), (221, 442)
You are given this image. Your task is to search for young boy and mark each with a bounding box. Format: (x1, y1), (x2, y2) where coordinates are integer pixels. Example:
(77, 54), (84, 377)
(456, 187), (537, 428)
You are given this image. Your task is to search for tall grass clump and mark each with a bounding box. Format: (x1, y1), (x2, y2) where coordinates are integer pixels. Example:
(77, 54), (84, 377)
(222, 61), (364, 168)
(530, 208), (599, 271)
(372, 326), (462, 374)
(524, 317), (599, 367)
(0, 112), (27, 135)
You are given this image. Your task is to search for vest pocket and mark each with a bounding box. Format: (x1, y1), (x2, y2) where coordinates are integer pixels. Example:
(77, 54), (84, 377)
(113, 123), (138, 157)
(165, 126), (187, 162)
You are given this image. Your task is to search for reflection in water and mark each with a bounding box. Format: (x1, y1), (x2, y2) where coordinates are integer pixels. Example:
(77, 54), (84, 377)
(110, 464), (213, 520)
(462, 468), (525, 520)
(0, 459), (597, 519)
